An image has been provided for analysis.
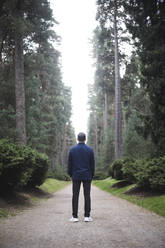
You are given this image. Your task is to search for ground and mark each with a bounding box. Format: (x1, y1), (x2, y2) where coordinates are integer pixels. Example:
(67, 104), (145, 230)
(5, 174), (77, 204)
(0, 185), (165, 248)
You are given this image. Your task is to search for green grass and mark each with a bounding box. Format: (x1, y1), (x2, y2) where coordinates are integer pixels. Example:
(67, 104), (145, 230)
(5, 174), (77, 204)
(0, 208), (8, 218)
(93, 178), (165, 217)
(0, 178), (70, 218)
(39, 178), (70, 194)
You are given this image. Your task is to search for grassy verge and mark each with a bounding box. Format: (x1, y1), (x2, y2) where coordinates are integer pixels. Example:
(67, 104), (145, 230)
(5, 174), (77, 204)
(0, 178), (70, 218)
(93, 178), (165, 217)
(0, 208), (8, 218)
(39, 178), (70, 194)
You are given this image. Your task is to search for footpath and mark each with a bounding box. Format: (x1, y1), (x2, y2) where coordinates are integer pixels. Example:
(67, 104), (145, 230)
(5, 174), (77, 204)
(0, 184), (165, 248)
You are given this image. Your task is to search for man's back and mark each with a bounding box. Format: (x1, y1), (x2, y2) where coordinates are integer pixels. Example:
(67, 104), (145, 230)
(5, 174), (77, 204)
(68, 132), (95, 222)
(68, 143), (95, 181)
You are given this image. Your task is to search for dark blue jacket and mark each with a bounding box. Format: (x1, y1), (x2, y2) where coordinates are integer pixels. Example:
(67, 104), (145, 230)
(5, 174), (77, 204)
(68, 143), (95, 181)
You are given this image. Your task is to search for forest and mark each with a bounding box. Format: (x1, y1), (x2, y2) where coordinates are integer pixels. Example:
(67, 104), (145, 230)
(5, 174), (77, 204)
(0, 0), (75, 191)
(87, 0), (165, 189)
(0, 0), (165, 192)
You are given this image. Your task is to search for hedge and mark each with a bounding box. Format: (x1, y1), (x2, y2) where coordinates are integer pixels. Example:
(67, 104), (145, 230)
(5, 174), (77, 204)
(121, 158), (136, 183)
(109, 156), (165, 190)
(110, 159), (123, 180)
(110, 158), (136, 181)
(93, 171), (108, 180)
(0, 139), (49, 192)
(135, 157), (165, 190)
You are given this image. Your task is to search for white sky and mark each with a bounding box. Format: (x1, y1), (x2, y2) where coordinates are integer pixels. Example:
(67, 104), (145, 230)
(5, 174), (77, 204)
(50, 0), (97, 136)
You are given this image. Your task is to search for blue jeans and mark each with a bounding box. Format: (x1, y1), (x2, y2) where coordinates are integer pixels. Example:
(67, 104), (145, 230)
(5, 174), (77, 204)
(72, 180), (91, 218)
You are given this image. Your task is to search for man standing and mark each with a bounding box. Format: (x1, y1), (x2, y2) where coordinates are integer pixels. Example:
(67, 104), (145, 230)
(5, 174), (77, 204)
(68, 132), (95, 222)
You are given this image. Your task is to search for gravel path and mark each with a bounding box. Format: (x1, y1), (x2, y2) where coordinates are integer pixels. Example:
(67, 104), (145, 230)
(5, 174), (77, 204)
(0, 184), (165, 248)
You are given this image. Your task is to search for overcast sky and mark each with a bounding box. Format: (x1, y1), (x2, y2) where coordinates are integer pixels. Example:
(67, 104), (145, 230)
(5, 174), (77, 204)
(50, 0), (97, 136)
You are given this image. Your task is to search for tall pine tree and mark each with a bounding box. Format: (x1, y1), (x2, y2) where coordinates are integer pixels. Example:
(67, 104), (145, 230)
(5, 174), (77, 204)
(124, 0), (165, 155)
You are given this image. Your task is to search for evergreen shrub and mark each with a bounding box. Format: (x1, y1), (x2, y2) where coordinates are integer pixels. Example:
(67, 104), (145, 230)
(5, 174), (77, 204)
(135, 157), (165, 190)
(26, 152), (49, 187)
(93, 171), (108, 180)
(108, 165), (113, 177)
(46, 169), (71, 181)
(121, 158), (136, 183)
(0, 139), (49, 191)
(53, 172), (70, 181)
(110, 159), (123, 180)
(0, 140), (27, 191)
(109, 156), (165, 190)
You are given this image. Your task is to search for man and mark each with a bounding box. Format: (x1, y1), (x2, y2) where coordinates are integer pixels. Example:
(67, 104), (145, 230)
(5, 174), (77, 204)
(68, 132), (95, 222)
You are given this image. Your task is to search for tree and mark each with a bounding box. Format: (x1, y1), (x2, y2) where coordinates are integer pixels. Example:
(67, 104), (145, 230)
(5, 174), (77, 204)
(88, 0), (125, 167)
(96, 0), (124, 159)
(0, 0), (55, 144)
(88, 25), (116, 171)
(24, 43), (75, 170)
(114, 0), (122, 159)
(14, 18), (26, 144)
(121, 53), (156, 158)
(0, 1), (75, 174)
(124, 0), (165, 155)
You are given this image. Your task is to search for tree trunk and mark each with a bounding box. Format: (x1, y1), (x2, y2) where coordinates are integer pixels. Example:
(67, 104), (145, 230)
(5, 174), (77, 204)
(14, 33), (26, 144)
(114, 0), (122, 159)
(60, 125), (67, 171)
(103, 91), (108, 134)
(50, 156), (55, 172)
(94, 112), (98, 157)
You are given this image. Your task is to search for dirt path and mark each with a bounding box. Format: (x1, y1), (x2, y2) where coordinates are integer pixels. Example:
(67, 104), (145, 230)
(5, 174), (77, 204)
(0, 184), (165, 248)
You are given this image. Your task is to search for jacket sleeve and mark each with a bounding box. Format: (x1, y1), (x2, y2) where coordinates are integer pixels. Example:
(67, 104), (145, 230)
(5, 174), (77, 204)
(68, 150), (72, 177)
(90, 149), (95, 178)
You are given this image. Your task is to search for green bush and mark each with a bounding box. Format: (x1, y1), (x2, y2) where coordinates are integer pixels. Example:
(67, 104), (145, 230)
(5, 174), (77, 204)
(0, 140), (27, 191)
(135, 157), (165, 190)
(93, 171), (108, 180)
(133, 159), (148, 187)
(109, 156), (165, 190)
(121, 158), (136, 183)
(47, 169), (71, 181)
(110, 159), (123, 180)
(26, 152), (49, 187)
(0, 139), (49, 191)
(108, 165), (113, 177)
(55, 173), (71, 181)
(17, 146), (36, 187)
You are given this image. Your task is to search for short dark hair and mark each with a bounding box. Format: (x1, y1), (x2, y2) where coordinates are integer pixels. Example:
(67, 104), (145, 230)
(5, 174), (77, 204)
(77, 132), (86, 142)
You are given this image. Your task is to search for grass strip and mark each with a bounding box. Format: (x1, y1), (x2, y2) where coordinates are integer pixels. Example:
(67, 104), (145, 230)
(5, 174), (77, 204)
(0, 208), (8, 218)
(39, 178), (70, 194)
(93, 178), (165, 217)
(0, 179), (70, 218)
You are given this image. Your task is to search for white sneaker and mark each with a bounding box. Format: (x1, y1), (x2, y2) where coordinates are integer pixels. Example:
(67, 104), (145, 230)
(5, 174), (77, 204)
(84, 217), (93, 222)
(69, 217), (79, 222)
